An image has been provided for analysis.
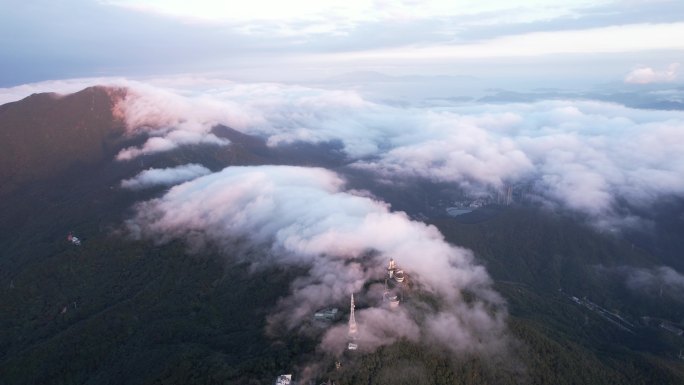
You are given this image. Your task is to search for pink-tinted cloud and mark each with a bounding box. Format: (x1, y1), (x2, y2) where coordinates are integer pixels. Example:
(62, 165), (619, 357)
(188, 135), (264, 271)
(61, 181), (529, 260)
(120, 164), (211, 189)
(127, 165), (508, 355)
(625, 63), (680, 84)
(106, 79), (684, 228)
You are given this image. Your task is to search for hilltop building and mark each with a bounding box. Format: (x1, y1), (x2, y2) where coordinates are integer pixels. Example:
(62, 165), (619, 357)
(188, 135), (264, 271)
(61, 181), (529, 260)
(67, 232), (81, 246)
(387, 258), (405, 283)
(384, 258), (406, 308)
(313, 308), (339, 322)
(275, 374), (292, 385)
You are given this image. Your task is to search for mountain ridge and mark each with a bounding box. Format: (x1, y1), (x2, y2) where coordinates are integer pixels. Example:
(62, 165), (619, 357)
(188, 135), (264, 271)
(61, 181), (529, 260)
(0, 86), (127, 194)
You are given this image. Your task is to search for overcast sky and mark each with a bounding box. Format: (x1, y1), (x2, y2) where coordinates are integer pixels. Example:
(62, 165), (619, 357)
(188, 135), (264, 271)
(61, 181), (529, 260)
(1, 0), (683, 88)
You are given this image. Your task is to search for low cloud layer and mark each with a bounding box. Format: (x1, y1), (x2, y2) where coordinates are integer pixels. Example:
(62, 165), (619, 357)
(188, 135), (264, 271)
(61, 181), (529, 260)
(625, 63), (680, 84)
(111, 82), (251, 160)
(3, 77), (683, 227)
(613, 265), (684, 299)
(120, 164), (211, 189)
(127, 165), (508, 355)
(99, 79), (684, 228)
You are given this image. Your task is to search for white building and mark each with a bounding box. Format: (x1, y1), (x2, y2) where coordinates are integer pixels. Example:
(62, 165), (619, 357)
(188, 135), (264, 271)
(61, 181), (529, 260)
(275, 374), (292, 385)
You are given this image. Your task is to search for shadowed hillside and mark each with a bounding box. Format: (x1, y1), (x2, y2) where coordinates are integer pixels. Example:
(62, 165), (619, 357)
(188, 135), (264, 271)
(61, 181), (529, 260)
(0, 86), (127, 194)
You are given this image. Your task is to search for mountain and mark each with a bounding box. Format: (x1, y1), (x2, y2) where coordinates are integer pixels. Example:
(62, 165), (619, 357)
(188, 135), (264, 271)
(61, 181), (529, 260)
(0, 86), (127, 194)
(1, 87), (684, 385)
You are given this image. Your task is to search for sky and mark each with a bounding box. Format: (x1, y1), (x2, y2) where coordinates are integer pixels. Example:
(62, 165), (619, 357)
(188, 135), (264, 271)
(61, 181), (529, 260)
(1, 0), (683, 88)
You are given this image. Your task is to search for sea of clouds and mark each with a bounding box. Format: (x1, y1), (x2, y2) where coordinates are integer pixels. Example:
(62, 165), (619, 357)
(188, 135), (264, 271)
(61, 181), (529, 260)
(99, 78), (684, 228)
(126, 165), (508, 355)
(4, 77), (684, 228)
(3, 76), (684, 357)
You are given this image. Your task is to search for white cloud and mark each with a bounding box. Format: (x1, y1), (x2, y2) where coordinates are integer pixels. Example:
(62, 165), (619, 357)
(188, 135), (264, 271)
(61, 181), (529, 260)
(103, 0), (604, 30)
(120, 164), (211, 189)
(318, 23), (684, 61)
(111, 82), (263, 160)
(101, 79), (684, 227)
(599, 265), (684, 299)
(625, 266), (684, 297)
(6, 77), (684, 227)
(127, 165), (508, 355)
(625, 63), (680, 84)
(115, 131), (229, 160)
(0, 77), (127, 105)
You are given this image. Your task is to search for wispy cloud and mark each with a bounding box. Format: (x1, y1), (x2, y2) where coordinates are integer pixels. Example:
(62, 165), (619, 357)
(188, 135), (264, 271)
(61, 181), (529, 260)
(598, 265), (684, 299)
(318, 23), (684, 61)
(624, 266), (684, 297)
(120, 164), (211, 189)
(0, 77), (127, 105)
(625, 63), (680, 84)
(103, 0), (605, 32)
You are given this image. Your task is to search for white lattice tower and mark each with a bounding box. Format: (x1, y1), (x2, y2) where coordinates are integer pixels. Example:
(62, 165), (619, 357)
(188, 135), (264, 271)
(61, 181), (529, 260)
(348, 293), (358, 336)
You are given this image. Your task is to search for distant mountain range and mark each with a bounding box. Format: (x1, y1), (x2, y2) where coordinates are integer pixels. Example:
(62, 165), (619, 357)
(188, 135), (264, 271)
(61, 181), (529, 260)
(324, 71), (480, 84)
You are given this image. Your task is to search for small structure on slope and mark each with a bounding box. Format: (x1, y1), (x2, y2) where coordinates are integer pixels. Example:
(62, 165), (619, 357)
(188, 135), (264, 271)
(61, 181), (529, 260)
(313, 308), (339, 322)
(384, 258), (406, 308)
(67, 232), (81, 246)
(275, 374), (292, 385)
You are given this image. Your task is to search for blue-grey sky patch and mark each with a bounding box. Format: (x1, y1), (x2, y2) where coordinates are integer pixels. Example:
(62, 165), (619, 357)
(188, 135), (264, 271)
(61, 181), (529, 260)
(0, 0), (683, 89)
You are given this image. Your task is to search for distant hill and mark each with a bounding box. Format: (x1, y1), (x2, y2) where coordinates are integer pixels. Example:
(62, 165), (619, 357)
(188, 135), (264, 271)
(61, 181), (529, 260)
(0, 86), (127, 194)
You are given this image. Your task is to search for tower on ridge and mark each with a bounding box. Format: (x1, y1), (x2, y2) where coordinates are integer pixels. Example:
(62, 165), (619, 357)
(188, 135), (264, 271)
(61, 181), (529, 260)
(347, 293), (359, 350)
(348, 293), (358, 336)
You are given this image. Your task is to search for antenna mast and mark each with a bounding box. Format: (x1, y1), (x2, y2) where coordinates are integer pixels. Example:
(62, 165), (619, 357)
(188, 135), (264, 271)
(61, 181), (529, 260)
(348, 293), (358, 336)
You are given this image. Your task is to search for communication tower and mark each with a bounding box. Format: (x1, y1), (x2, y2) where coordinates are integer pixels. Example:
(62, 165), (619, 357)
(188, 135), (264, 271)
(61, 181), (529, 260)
(348, 293), (357, 336)
(348, 293), (358, 350)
